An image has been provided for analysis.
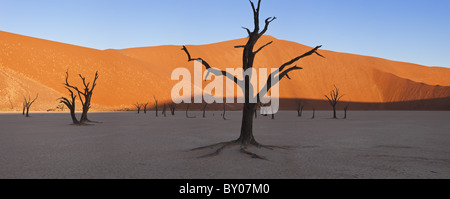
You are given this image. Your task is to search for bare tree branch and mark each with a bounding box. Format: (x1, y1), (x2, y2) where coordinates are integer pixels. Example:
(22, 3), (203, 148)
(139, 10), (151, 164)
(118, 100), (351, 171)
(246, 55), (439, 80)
(181, 45), (242, 85)
(259, 16), (276, 36)
(254, 41), (273, 54)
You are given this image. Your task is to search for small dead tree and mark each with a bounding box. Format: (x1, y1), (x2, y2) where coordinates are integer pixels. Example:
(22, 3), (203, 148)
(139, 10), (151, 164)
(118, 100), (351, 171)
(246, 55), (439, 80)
(202, 103), (208, 118)
(23, 94), (39, 117)
(222, 103), (227, 120)
(22, 101), (26, 115)
(154, 96), (158, 117)
(134, 103), (142, 114)
(344, 104), (349, 119)
(325, 85), (343, 119)
(169, 103), (176, 116)
(64, 70), (99, 123)
(143, 102), (149, 114)
(59, 89), (79, 125)
(163, 104), (167, 117)
(297, 101), (304, 117)
(186, 104), (196, 118)
(60, 70), (99, 124)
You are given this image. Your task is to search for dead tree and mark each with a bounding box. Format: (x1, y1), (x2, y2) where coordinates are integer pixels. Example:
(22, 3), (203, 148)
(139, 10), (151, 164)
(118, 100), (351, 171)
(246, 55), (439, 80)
(202, 103), (208, 118)
(186, 104), (196, 118)
(154, 96), (158, 117)
(64, 70), (99, 123)
(325, 85), (343, 119)
(134, 103), (142, 114)
(297, 101), (304, 117)
(143, 102), (149, 114)
(312, 108), (315, 119)
(163, 104), (167, 117)
(23, 94), (39, 117)
(344, 104), (349, 119)
(59, 88), (79, 125)
(222, 103), (227, 120)
(60, 70), (99, 124)
(169, 103), (176, 116)
(183, 0), (324, 159)
(22, 101), (26, 115)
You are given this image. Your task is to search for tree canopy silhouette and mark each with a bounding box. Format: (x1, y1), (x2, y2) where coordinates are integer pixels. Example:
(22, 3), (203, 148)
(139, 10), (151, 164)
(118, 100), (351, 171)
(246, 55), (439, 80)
(59, 70), (99, 125)
(325, 85), (343, 119)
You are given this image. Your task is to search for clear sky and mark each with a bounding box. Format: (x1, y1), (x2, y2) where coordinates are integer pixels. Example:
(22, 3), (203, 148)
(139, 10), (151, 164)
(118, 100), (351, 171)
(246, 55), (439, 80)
(1, 0), (449, 67)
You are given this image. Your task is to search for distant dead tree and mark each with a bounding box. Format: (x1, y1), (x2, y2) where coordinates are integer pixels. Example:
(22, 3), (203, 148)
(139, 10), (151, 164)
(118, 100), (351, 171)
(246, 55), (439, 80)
(312, 107), (315, 119)
(325, 85), (343, 119)
(222, 103), (227, 120)
(163, 104), (167, 117)
(60, 70), (99, 124)
(186, 104), (196, 118)
(59, 87), (79, 125)
(297, 100), (304, 117)
(22, 101), (26, 115)
(134, 103), (142, 114)
(143, 102), (149, 114)
(56, 104), (65, 112)
(23, 94), (38, 117)
(344, 104), (349, 119)
(183, 0), (324, 159)
(169, 103), (176, 116)
(202, 103), (208, 118)
(154, 96), (158, 117)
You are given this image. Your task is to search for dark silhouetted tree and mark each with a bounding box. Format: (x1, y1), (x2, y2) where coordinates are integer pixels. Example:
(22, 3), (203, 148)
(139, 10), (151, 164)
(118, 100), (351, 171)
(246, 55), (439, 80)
(202, 103), (208, 118)
(134, 103), (142, 114)
(222, 103), (227, 120)
(297, 100), (304, 117)
(22, 101), (26, 115)
(60, 70), (99, 124)
(59, 86), (79, 125)
(23, 94), (38, 117)
(143, 102), (149, 114)
(169, 103), (176, 116)
(63, 70), (99, 123)
(344, 104), (349, 119)
(183, 0), (324, 159)
(163, 104), (167, 117)
(325, 85), (343, 119)
(186, 104), (196, 118)
(312, 107), (315, 119)
(154, 96), (158, 117)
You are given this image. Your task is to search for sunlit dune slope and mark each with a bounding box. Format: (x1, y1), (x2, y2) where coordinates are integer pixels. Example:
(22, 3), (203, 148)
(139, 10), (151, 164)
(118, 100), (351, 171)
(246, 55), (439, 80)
(1, 31), (450, 111)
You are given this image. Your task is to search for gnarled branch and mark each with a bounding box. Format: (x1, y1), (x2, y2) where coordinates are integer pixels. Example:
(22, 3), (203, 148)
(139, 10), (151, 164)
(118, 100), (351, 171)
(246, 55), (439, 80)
(181, 45), (242, 85)
(254, 41), (273, 54)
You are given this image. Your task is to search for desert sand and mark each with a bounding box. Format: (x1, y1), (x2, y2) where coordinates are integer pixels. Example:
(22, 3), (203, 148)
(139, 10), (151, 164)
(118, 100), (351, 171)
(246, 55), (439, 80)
(1, 30), (450, 111)
(1, 111), (449, 179)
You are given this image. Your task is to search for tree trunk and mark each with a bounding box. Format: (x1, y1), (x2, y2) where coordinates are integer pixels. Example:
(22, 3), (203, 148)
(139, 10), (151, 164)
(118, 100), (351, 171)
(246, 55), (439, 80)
(333, 106), (337, 119)
(26, 107), (30, 117)
(70, 108), (79, 124)
(202, 104), (207, 118)
(238, 103), (257, 146)
(80, 107), (89, 123)
(312, 108), (315, 119)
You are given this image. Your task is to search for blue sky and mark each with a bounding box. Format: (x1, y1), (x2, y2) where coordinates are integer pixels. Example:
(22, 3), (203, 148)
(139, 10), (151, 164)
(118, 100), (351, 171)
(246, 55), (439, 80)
(1, 0), (449, 67)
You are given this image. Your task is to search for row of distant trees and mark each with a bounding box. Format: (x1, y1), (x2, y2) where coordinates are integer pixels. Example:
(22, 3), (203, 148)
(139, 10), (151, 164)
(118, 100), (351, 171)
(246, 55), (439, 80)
(12, 79), (349, 121)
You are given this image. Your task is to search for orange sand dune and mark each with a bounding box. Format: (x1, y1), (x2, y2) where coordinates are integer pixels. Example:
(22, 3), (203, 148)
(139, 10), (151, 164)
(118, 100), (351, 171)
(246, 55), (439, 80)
(1, 31), (450, 111)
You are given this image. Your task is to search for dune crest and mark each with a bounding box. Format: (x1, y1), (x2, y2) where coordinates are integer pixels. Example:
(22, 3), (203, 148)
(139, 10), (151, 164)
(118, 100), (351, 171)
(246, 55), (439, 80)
(1, 31), (450, 111)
